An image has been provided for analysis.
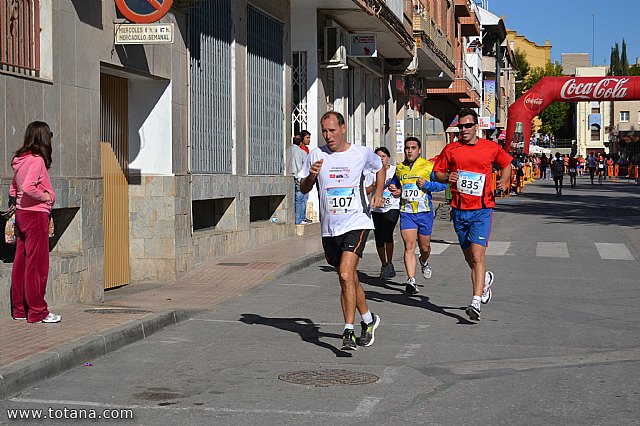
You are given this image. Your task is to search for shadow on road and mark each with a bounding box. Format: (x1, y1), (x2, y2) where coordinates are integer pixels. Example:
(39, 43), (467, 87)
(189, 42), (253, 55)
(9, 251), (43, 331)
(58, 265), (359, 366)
(359, 272), (475, 325)
(239, 314), (353, 358)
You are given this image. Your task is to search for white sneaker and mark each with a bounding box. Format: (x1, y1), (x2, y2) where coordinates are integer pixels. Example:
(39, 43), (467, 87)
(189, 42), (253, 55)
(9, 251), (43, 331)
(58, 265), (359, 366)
(36, 313), (61, 323)
(420, 258), (432, 279)
(481, 271), (494, 304)
(405, 277), (419, 295)
(465, 299), (481, 321)
(386, 263), (396, 278)
(379, 266), (388, 279)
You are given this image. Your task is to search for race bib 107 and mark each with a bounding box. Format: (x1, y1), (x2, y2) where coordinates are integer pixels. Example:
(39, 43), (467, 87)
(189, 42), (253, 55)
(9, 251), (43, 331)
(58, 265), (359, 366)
(326, 187), (357, 215)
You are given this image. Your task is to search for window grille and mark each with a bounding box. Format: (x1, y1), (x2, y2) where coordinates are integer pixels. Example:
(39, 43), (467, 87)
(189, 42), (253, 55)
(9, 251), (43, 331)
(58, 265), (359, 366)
(0, 0), (40, 76)
(247, 6), (284, 175)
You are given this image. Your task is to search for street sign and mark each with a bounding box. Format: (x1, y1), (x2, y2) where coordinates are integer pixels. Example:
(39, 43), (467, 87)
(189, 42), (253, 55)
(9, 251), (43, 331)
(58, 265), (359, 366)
(115, 23), (174, 44)
(478, 116), (491, 130)
(350, 34), (377, 57)
(115, 0), (173, 24)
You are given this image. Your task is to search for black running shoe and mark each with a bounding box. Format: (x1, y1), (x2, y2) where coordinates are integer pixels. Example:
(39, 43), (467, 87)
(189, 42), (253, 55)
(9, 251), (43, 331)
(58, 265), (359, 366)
(341, 329), (357, 350)
(465, 301), (481, 321)
(405, 278), (419, 295)
(357, 314), (381, 347)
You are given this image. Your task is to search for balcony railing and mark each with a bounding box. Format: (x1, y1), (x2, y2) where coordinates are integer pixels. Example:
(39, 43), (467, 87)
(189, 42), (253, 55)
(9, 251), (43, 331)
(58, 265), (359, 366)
(412, 11), (454, 69)
(455, 60), (481, 96)
(0, 0), (40, 76)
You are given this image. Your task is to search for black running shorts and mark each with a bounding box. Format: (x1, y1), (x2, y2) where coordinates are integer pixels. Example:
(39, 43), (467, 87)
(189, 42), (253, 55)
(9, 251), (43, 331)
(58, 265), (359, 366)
(372, 210), (399, 247)
(322, 229), (370, 268)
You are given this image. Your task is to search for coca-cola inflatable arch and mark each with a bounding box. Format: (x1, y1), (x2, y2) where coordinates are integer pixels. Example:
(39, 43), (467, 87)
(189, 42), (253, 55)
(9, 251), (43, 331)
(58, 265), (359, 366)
(506, 76), (640, 154)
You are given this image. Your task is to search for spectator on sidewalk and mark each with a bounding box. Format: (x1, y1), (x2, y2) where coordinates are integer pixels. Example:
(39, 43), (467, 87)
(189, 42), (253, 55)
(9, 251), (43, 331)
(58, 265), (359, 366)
(10, 121), (61, 324)
(433, 108), (512, 321)
(298, 111), (384, 351)
(298, 129), (311, 155)
(290, 133), (309, 225)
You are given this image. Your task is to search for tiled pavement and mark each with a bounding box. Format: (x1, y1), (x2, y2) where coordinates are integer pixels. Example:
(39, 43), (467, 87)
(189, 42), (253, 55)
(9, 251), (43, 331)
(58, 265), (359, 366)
(0, 229), (323, 398)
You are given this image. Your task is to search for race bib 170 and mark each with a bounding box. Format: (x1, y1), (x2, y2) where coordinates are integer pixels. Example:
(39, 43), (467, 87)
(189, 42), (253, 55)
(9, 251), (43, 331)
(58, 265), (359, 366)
(401, 183), (422, 202)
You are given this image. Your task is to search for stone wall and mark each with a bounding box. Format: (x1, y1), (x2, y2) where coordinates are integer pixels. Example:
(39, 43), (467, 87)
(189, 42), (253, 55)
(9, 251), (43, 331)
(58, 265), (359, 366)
(0, 178), (104, 317)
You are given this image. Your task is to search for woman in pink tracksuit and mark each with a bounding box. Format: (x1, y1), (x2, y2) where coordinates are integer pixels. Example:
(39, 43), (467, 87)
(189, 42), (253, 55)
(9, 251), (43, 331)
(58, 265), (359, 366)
(9, 121), (61, 323)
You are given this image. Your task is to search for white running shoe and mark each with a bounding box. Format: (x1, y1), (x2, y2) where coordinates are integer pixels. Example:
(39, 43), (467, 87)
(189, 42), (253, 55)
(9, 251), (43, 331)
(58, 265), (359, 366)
(405, 277), (419, 295)
(386, 263), (396, 278)
(481, 271), (494, 304)
(420, 258), (432, 279)
(36, 313), (61, 323)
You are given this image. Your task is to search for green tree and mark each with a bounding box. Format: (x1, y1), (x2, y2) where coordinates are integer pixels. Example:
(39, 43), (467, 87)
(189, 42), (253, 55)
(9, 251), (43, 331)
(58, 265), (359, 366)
(620, 39), (629, 75)
(513, 48), (530, 99)
(630, 64), (640, 76)
(609, 42), (621, 76)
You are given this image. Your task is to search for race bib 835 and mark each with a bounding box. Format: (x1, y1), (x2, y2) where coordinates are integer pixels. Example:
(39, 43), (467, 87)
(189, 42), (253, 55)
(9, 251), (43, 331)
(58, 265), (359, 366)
(457, 170), (485, 197)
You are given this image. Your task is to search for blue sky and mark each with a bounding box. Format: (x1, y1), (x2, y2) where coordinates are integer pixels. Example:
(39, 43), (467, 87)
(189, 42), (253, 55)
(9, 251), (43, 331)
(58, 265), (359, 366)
(484, 0), (640, 67)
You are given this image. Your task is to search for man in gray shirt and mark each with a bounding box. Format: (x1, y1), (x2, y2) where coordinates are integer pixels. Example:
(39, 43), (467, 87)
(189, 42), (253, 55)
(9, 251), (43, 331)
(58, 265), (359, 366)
(290, 133), (309, 224)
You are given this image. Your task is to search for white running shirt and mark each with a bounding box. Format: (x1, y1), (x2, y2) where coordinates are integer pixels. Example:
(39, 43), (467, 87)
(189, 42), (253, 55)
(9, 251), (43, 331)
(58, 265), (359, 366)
(364, 165), (400, 213)
(298, 144), (383, 237)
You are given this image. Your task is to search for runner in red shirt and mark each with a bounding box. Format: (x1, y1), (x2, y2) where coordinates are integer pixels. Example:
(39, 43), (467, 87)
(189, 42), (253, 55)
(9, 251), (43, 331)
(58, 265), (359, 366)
(433, 108), (512, 321)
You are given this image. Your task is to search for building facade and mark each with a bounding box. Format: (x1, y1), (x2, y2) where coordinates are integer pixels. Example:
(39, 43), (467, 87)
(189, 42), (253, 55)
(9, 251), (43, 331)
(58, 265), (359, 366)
(0, 0), (294, 316)
(506, 30), (551, 70)
(574, 66), (611, 157)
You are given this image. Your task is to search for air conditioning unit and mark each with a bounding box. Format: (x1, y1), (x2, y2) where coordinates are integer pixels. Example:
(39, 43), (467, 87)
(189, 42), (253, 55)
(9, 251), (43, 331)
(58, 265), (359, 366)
(323, 26), (349, 69)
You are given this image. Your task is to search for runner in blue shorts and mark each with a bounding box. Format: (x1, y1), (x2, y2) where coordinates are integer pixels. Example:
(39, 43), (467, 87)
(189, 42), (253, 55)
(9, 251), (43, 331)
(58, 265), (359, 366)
(389, 137), (446, 295)
(433, 109), (512, 321)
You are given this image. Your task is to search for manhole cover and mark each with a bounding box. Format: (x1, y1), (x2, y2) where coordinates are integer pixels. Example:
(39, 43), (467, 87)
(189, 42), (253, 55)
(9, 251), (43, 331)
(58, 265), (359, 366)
(84, 308), (152, 314)
(278, 369), (378, 387)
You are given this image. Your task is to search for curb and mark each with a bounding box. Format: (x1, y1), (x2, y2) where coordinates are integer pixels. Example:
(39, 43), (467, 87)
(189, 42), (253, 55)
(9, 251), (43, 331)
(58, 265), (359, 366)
(270, 250), (327, 281)
(0, 309), (201, 400)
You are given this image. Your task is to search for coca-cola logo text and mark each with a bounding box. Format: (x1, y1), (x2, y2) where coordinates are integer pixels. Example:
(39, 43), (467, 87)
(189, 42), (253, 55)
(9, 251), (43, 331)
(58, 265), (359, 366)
(560, 78), (629, 100)
(524, 92), (544, 111)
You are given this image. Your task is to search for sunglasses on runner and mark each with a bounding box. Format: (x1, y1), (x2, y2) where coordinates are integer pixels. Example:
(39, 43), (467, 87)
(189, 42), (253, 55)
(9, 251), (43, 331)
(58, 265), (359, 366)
(457, 123), (476, 129)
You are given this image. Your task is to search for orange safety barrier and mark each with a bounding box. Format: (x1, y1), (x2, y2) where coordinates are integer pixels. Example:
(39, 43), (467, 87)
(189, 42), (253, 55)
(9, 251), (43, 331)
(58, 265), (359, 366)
(629, 165), (639, 183)
(613, 164), (619, 181)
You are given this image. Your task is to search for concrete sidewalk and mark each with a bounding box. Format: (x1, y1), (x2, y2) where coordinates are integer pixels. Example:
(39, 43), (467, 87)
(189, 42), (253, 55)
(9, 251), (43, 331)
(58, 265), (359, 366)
(0, 227), (325, 400)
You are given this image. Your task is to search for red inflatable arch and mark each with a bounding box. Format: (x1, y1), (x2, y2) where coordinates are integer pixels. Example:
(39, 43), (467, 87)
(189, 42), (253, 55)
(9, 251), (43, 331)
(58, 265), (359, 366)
(506, 76), (640, 154)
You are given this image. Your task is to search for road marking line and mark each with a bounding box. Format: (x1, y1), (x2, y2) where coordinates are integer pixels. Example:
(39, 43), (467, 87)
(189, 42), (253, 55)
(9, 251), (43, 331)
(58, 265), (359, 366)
(536, 242), (569, 258)
(352, 397), (381, 417)
(377, 366), (400, 384)
(10, 398), (379, 418)
(594, 243), (635, 261)
(278, 283), (322, 287)
(443, 348), (640, 375)
(418, 242), (450, 255)
(486, 241), (511, 256)
(395, 343), (421, 359)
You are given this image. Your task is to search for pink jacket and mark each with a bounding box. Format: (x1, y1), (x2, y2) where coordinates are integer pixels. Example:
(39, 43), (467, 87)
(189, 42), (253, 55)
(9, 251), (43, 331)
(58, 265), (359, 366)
(10, 153), (55, 213)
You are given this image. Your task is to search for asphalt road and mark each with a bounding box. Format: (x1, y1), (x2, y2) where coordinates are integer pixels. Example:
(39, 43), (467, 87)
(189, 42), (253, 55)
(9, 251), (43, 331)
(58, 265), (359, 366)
(2, 176), (639, 425)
